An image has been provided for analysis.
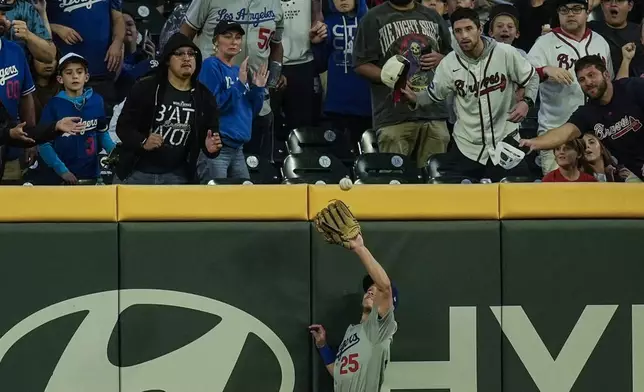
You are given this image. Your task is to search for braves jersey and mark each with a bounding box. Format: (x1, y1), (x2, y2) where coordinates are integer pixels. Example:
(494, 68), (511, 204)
(333, 306), (397, 392)
(185, 0), (284, 116)
(417, 39), (539, 164)
(568, 77), (644, 179)
(0, 38), (35, 120)
(528, 28), (613, 133)
(47, 0), (121, 77)
(38, 91), (110, 179)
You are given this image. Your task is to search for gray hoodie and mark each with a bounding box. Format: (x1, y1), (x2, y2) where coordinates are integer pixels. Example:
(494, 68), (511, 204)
(416, 36), (539, 164)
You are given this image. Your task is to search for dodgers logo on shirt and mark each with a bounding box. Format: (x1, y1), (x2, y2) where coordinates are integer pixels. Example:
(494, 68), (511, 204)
(337, 332), (360, 358)
(0, 65), (19, 86)
(59, 0), (105, 13)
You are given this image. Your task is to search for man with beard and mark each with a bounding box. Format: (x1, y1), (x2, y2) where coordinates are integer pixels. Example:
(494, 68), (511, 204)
(521, 55), (644, 179)
(402, 8), (539, 182)
(527, 0), (614, 175)
(588, 0), (644, 77)
(115, 33), (223, 184)
(353, 0), (452, 168)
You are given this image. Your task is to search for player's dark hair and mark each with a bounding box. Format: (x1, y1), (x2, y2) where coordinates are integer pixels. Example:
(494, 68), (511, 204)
(574, 55), (607, 75)
(450, 7), (481, 28)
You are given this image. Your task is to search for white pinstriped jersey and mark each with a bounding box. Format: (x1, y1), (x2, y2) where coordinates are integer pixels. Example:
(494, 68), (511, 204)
(528, 28), (613, 133)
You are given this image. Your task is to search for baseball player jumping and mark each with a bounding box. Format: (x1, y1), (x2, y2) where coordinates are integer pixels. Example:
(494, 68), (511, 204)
(402, 7), (540, 182)
(309, 200), (398, 392)
(527, 0), (616, 174)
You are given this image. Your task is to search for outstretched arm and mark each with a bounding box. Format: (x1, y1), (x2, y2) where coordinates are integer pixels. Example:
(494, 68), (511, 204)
(350, 235), (393, 317)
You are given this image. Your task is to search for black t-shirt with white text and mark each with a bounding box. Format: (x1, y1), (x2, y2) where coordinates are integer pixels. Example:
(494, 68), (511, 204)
(136, 85), (195, 174)
(568, 77), (644, 178)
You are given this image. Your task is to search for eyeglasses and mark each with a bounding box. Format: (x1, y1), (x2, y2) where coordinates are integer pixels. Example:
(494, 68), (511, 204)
(172, 50), (197, 58)
(557, 5), (586, 14)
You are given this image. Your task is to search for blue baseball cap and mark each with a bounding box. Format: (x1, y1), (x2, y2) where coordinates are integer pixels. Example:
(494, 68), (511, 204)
(362, 275), (399, 309)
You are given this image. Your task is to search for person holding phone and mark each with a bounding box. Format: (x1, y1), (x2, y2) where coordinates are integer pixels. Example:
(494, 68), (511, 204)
(116, 10), (158, 100)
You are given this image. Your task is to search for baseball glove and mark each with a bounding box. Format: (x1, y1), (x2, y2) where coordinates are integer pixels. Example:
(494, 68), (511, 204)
(313, 200), (361, 249)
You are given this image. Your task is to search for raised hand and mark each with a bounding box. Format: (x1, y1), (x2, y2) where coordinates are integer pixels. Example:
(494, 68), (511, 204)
(238, 57), (249, 85)
(253, 62), (269, 88)
(308, 324), (327, 348)
(205, 130), (222, 154)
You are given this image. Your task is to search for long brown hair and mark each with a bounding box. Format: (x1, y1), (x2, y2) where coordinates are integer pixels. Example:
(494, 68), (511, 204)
(583, 133), (613, 169)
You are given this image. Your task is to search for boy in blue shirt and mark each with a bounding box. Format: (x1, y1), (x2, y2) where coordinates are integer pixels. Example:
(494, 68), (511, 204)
(37, 53), (116, 184)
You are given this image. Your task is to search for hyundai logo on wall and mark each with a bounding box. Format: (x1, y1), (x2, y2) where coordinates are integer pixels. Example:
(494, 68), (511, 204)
(0, 290), (296, 392)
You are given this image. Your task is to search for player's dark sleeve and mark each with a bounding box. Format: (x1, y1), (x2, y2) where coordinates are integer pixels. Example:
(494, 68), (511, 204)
(567, 106), (593, 135)
(0, 122), (58, 147)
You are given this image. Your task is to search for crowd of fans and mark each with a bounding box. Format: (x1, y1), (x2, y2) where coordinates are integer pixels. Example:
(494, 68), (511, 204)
(0, 0), (642, 185)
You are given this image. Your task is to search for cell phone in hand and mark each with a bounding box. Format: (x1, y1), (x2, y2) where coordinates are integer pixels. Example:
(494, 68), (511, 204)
(421, 45), (433, 55)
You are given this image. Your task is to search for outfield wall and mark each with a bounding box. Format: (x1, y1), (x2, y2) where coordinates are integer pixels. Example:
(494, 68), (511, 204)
(0, 184), (642, 392)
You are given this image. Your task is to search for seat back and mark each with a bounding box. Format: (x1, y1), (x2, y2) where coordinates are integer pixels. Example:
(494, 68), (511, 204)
(281, 153), (349, 184)
(287, 127), (355, 164)
(245, 154), (282, 184)
(426, 153), (450, 178)
(359, 130), (378, 154)
(354, 153), (421, 184)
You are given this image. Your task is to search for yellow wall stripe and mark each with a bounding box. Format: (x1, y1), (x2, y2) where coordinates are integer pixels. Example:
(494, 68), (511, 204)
(0, 185), (117, 222)
(117, 184), (309, 221)
(308, 184), (500, 220)
(1, 184), (643, 222)
(500, 183), (644, 219)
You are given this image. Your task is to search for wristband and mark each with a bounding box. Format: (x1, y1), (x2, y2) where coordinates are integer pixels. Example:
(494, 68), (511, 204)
(317, 344), (336, 366)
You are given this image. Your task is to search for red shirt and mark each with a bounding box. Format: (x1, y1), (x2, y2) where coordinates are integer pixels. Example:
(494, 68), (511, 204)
(542, 169), (598, 182)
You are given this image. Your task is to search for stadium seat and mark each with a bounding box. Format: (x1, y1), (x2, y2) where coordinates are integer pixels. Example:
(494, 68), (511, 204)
(207, 178), (254, 185)
(245, 154), (282, 184)
(281, 152), (349, 184)
(286, 127), (355, 165)
(500, 176), (534, 183)
(359, 129), (378, 154)
(425, 153), (478, 184)
(353, 153), (422, 184)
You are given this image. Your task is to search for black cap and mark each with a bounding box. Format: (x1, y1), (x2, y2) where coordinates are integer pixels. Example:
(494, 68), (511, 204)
(488, 4), (520, 26)
(214, 20), (245, 36)
(362, 275), (399, 309)
(556, 0), (588, 8)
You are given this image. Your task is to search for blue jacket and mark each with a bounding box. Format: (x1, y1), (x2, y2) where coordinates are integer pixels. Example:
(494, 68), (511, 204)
(313, 0), (371, 118)
(38, 88), (116, 179)
(198, 56), (264, 149)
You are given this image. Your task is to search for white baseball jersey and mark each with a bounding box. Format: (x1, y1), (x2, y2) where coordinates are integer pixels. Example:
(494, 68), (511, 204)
(415, 38), (539, 163)
(333, 306), (397, 392)
(528, 28), (613, 133)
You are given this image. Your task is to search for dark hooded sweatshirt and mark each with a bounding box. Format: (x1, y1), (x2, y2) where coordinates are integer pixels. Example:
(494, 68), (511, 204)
(115, 33), (220, 181)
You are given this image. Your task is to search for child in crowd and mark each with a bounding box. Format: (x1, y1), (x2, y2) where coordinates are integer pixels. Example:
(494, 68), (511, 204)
(542, 139), (596, 182)
(36, 53), (116, 185)
(197, 21), (266, 181)
(487, 4), (527, 57)
(422, 0), (448, 16)
(31, 53), (60, 122)
(582, 133), (641, 182)
(314, 0), (371, 147)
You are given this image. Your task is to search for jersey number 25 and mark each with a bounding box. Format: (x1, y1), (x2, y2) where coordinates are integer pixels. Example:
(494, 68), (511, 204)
(339, 353), (360, 374)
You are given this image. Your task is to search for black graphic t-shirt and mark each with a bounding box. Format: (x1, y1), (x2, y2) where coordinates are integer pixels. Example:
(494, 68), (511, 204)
(353, 2), (452, 128)
(568, 77), (644, 178)
(136, 85), (195, 174)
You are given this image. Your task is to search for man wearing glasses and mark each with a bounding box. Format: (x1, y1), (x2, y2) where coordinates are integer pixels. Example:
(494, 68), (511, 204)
(114, 33), (223, 185)
(589, 0), (644, 77)
(527, 0), (613, 175)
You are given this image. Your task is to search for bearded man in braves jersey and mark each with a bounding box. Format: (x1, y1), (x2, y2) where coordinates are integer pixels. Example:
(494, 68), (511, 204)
(522, 55), (644, 179)
(403, 8), (539, 181)
(309, 229), (397, 392)
(527, 0), (615, 175)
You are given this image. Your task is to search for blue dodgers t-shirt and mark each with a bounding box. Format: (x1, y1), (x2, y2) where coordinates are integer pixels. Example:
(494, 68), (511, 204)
(47, 0), (121, 78)
(38, 90), (113, 179)
(0, 38), (36, 160)
(0, 38), (35, 119)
